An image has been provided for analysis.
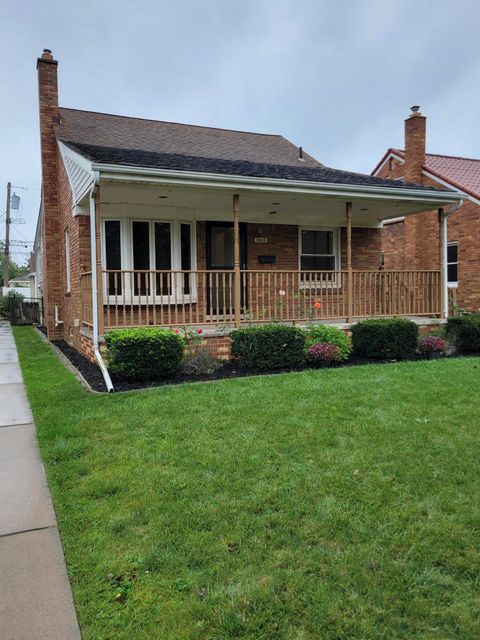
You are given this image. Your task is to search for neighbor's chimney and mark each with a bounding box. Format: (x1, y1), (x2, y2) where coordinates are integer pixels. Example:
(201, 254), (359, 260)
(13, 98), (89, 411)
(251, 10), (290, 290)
(404, 105), (426, 184)
(36, 49), (62, 339)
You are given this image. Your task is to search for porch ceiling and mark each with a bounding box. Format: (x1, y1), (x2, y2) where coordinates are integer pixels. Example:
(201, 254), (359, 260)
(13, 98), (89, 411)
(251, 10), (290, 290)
(98, 179), (460, 228)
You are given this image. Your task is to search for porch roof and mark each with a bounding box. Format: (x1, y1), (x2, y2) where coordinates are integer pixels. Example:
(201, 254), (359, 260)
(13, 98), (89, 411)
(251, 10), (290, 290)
(64, 140), (452, 194)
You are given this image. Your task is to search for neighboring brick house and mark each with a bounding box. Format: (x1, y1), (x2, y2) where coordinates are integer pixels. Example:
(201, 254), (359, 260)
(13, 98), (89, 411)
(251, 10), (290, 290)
(34, 50), (459, 388)
(373, 107), (480, 312)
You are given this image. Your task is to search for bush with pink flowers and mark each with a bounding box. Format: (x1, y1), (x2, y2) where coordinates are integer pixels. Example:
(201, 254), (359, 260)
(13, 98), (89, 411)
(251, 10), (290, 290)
(306, 342), (341, 364)
(418, 335), (448, 355)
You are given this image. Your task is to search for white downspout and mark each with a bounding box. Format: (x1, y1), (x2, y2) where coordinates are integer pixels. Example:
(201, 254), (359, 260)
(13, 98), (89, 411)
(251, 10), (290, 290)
(440, 199), (463, 319)
(89, 176), (114, 392)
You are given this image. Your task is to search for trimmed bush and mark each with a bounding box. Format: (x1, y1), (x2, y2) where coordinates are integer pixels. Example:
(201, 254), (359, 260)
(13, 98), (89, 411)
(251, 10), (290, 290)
(306, 342), (341, 365)
(444, 315), (480, 352)
(351, 318), (419, 359)
(304, 323), (351, 361)
(105, 328), (185, 380)
(230, 325), (305, 371)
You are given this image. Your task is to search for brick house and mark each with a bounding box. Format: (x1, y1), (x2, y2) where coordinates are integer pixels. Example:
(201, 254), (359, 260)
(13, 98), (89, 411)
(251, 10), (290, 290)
(35, 50), (460, 388)
(373, 107), (479, 312)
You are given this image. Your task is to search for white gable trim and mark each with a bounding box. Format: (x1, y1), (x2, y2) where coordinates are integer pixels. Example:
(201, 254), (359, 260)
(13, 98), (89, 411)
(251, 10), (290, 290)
(373, 151), (405, 176)
(58, 141), (95, 214)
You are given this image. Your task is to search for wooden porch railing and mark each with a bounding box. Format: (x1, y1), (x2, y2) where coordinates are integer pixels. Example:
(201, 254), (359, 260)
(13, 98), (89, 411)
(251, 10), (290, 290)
(79, 269), (442, 329)
(352, 270), (441, 317)
(80, 271), (93, 327)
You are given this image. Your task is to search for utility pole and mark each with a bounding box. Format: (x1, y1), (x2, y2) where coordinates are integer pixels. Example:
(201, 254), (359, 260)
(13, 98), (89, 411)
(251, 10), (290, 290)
(2, 182), (11, 292)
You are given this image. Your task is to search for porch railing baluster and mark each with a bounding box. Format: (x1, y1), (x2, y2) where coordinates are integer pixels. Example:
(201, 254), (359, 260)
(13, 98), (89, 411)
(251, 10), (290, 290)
(91, 268), (443, 330)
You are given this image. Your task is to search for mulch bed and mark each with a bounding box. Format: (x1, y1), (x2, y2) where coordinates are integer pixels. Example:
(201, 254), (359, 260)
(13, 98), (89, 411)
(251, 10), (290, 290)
(51, 340), (479, 394)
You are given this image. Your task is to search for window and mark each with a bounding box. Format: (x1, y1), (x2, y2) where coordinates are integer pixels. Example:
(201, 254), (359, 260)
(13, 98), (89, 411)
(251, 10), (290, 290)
(103, 218), (194, 301)
(154, 222), (172, 294)
(300, 228), (337, 272)
(132, 220), (153, 295)
(105, 220), (122, 295)
(447, 242), (458, 286)
(180, 223), (192, 293)
(65, 231), (71, 292)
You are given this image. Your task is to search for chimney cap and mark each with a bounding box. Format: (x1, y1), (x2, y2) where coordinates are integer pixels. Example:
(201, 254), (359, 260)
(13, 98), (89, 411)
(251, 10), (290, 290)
(410, 105), (421, 114)
(37, 49), (57, 69)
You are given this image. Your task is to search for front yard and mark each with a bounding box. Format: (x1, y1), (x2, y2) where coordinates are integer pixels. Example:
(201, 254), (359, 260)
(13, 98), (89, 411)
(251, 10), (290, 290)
(15, 327), (480, 639)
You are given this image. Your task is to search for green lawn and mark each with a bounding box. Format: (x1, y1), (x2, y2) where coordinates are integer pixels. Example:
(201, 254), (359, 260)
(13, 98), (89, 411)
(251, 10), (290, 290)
(15, 327), (480, 639)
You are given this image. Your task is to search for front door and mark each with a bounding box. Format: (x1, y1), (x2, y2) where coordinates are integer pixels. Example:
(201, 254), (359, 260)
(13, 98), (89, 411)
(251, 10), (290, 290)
(206, 222), (247, 316)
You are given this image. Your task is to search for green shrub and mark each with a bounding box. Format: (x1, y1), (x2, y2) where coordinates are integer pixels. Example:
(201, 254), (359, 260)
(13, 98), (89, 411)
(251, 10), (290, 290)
(105, 328), (185, 380)
(351, 318), (419, 359)
(304, 323), (351, 361)
(444, 315), (480, 352)
(230, 324), (305, 371)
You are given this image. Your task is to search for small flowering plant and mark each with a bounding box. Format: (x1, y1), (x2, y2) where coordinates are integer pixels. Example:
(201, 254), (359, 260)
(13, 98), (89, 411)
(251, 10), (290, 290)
(306, 342), (341, 365)
(418, 335), (448, 355)
(175, 326), (204, 349)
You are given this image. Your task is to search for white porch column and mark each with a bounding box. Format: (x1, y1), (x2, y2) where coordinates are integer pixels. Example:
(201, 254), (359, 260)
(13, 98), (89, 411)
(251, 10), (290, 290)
(438, 208), (448, 319)
(346, 202), (353, 323)
(233, 194), (241, 328)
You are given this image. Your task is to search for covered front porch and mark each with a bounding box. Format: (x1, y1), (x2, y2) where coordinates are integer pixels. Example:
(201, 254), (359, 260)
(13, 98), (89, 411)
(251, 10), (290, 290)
(79, 176), (458, 335)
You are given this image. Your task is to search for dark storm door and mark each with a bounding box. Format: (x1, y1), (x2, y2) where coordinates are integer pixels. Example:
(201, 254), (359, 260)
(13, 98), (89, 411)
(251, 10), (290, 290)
(206, 222), (247, 316)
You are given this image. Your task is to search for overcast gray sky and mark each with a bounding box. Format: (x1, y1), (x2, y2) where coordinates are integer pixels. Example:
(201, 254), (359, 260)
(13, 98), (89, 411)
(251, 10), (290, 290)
(2, 0), (480, 263)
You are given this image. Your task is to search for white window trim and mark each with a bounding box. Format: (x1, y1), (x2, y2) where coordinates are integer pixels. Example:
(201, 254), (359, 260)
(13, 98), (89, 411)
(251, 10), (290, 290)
(447, 241), (458, 288)
(65, 230), (71, 293)
(298, 226), (341, 287)
(101, 217), (197, 304)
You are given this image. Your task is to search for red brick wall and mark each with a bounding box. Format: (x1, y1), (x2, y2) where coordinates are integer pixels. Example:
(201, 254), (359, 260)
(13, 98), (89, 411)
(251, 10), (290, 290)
(377, 154), (441, 271)
(57, 159), (92, 352)
(246, 223), (298, 270)
(444, 200), (480, 311)
(378, 152), (480, 311)
(341, 227), (382, 269)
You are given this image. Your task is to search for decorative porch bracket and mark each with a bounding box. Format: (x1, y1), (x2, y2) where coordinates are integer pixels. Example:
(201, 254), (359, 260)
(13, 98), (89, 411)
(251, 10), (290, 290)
(233, 194), (241, 328)
(346, 201), (353, 323)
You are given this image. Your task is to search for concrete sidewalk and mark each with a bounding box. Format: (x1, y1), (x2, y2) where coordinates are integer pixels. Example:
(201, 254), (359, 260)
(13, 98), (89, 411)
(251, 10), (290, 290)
(0, 321), (81, 639)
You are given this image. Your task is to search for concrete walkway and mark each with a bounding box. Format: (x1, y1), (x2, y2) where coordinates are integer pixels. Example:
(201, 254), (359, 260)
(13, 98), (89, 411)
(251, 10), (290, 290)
(0, 321), (81, 639)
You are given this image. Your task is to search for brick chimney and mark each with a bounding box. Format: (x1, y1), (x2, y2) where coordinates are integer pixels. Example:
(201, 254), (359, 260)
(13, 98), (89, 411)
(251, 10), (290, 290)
(37, 49), (62, 338)
(404, 105), (426, 184)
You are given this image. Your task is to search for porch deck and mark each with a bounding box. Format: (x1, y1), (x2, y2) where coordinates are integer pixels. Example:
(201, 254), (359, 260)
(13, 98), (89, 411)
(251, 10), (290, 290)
(80, 269), (442, 331)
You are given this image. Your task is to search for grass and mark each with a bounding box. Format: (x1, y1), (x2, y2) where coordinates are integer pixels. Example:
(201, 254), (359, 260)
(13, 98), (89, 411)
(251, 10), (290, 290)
(14, 326), (480, 639)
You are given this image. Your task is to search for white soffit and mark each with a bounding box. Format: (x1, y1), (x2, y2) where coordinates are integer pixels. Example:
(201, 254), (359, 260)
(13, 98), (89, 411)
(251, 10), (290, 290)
(58, 141), (94, 212)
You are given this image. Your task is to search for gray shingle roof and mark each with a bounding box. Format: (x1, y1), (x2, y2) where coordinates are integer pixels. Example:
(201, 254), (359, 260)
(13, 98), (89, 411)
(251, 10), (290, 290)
(56, 107), (451, 192)
(63, 140), (448, 192)
(56, 108), (321, 168)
